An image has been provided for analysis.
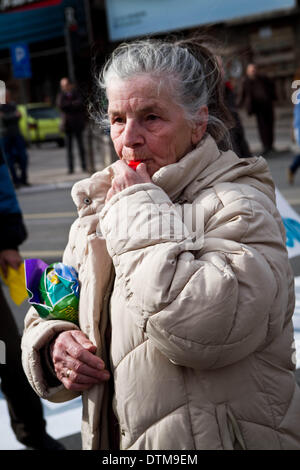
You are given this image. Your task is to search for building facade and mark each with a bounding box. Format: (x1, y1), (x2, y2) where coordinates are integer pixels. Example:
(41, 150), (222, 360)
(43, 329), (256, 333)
(0, 0), (299, 105)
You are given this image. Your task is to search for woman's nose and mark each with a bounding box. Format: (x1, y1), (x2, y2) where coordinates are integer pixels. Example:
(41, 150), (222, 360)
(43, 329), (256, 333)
(123, 119), (144, 148)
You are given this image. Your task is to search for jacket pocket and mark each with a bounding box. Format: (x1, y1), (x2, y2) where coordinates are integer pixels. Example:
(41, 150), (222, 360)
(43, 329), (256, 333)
(216, 403), (246, 450)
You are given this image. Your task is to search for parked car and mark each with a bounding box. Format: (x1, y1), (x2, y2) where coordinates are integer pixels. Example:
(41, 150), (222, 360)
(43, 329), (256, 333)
(18, 103), (65, 147)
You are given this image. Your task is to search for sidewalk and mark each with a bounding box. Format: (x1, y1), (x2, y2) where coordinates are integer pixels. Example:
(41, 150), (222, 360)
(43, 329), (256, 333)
(17, 106), (295, 194)
(18, 132), (117, 194)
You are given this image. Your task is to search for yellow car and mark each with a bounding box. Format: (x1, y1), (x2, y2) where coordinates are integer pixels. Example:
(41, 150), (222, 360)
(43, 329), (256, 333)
(18, 103), (65, 147)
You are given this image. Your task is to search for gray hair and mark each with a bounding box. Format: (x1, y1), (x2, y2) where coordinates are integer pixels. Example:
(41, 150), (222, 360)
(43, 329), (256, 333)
(92, 37), (234, 145)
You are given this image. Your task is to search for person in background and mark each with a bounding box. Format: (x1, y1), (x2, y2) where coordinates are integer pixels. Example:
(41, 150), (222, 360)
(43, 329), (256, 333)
(0, 88), (29, 187)
(57, 78), (87, 174)
(288, 69), (300, 185)
(217, 56), (252, 157)
(0, 143), (64, 450)
(238, 63), (276, 156)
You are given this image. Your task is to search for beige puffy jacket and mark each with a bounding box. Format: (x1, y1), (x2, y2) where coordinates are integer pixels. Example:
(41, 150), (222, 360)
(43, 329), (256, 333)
(22, 135), (300, 450)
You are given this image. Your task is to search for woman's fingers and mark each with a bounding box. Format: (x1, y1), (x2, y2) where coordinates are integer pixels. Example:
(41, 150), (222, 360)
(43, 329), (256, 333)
(58, 356), (110, 382)
(105, 159), (152, 203)
(55, 330), (104, 370)
(60, 368), (110, 391)
(105, 187), (115, 203)
(135, 162), (150, 180)
(64, 339), (105, 370)
(51, 330), (110, 391)
(70, 330), (97, 355)
(62, 366), (110, 384)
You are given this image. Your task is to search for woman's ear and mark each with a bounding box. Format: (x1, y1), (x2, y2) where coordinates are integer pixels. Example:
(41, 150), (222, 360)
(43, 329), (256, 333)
(191, 106), (208, 145)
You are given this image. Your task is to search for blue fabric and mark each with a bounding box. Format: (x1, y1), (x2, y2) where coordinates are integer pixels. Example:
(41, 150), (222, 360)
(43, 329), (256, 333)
(290, 153), (300, 174)
(294, 102), (300, 145)
(3, 134), (28, 185)
(0, 139), (21, 215)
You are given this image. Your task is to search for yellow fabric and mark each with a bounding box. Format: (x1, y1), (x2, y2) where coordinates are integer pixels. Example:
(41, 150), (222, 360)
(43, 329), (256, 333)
(0, 262), (28, 305)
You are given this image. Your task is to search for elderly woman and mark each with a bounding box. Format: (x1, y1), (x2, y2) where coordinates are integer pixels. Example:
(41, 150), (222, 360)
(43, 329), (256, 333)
(21, 38), (300, 450)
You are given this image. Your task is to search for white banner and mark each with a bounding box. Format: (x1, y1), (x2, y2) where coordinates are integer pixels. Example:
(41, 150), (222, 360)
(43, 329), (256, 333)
(275, 189), (300, 367)
(105, 0), (296, 41)
(293, 277), (300, 369)
(275, 188), (300, 259)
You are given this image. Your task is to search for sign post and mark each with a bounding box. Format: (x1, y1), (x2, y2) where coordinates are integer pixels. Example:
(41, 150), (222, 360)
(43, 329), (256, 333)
(64, 7), (76, 84)
(10, 43), (32, 104)
(10, 43), (32, 79)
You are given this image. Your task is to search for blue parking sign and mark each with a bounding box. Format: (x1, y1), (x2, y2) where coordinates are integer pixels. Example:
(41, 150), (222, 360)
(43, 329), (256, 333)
(10, 43), (32, 79)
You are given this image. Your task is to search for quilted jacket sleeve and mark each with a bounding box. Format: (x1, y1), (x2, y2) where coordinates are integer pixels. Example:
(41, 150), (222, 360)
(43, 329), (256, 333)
(99, 182), (281, 370)
(21, 218), (81, 401)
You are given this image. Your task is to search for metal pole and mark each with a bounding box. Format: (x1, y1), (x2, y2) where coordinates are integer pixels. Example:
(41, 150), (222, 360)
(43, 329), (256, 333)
(64, 8), (76, 83)
(84, 0), (94, 45)
(19, 79), (27, 104)
(84, 0), (95, 173)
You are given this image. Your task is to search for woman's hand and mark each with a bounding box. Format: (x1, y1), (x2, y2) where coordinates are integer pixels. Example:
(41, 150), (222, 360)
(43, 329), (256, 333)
(105, 160), (151, 203)
(0, 249), (23, 277)
(50, 330), (110, 391)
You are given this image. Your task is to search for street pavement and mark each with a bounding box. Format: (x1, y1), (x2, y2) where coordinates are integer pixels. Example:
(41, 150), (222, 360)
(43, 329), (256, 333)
(1, 106), (300, 449)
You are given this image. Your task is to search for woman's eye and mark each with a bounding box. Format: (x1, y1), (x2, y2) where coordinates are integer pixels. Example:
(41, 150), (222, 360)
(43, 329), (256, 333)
(112, 117), (124, 124)
(146, 114), (158, 121)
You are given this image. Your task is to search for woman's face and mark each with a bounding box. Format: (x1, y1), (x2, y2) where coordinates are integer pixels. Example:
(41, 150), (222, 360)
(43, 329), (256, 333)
(107, 75), (207, 177)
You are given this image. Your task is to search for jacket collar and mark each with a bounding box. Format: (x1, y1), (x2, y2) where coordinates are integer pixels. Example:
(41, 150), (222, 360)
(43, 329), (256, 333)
(152, 134), (275, 204)
(152, 134), (221, 202)
(72, 134), (275, 213)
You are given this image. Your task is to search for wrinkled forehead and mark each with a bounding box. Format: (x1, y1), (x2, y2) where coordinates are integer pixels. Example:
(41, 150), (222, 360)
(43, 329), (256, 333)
(107, 76), (173, 116)
(107, 74), (175, 113)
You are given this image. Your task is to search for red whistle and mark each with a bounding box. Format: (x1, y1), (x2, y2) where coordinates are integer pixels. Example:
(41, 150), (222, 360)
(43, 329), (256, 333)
(128, 160), (142, 171)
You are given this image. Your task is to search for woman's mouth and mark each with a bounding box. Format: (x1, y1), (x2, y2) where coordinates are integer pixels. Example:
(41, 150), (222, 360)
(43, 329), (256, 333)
(128, 160), (142, 170)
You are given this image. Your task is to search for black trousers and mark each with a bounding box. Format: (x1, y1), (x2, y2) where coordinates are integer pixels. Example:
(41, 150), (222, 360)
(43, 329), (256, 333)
(0, 285), (46, 446)
(229, 112), (252, 158)
(255, 106), (274, 152)
(65, 130), (86, 172)
(3, 134), (29, 185)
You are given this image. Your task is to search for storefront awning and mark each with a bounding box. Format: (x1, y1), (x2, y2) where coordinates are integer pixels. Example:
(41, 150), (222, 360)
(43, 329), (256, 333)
(0, 0), (86, 50)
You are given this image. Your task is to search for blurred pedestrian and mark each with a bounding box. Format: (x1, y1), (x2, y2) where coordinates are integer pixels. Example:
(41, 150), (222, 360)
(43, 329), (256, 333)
(288, 69), (300, 185)
(57, 78), (86, 174)
(217, 56), (252, 157)
(238, 63), (276, 156)
(0, 145), (64, 449)
(0, 88), (29, 187)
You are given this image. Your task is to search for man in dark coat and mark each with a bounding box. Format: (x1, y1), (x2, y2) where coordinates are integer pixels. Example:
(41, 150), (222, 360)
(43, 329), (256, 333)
(216, 56), (251, 158)
(0, 143), (64, 449)
(239, 63), (276, 155)
(57, 78), (86, 174)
